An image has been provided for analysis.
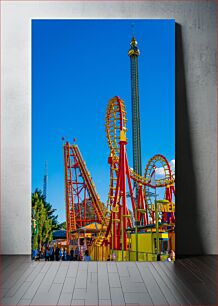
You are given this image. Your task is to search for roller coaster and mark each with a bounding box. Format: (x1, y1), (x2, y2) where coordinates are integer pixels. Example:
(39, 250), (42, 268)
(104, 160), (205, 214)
(64, 96), (175, 261)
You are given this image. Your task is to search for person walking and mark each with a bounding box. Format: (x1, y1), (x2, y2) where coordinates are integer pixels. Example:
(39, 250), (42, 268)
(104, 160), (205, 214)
(59, 247), (63, 261)
(83, 250), (91, 261)
(33, 249), (39, 261)
(32, 249), (37, 260)
(63, 248), (67, 261)
(55, 246), (60, 261)
(70, 248), (74, 261)
(75, 246), (80, 261)
(45, 247), (50, 261)
(49, 246), (54, 261)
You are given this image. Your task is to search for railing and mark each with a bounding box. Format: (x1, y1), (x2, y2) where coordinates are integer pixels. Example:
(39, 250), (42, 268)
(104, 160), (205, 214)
(88, 245), (110, 261)
(88, 246), (170, 262)
(110, 250), (158, 261)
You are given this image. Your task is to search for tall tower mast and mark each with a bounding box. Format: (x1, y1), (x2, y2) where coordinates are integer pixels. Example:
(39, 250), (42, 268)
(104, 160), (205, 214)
(128, 37), (142, 188)
(43, 161), (48, 200)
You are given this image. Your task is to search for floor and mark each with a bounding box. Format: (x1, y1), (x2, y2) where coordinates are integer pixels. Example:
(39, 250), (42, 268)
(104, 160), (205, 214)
(0, 256), (217, 305)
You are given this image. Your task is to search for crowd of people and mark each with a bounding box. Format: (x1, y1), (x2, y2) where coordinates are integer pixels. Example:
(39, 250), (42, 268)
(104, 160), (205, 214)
(32, 245), (91, 262)
(32, 244), (174, 262)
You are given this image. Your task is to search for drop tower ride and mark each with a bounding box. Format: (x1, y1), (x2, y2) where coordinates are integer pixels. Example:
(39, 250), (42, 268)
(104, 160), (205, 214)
(128, 37), (142, 193)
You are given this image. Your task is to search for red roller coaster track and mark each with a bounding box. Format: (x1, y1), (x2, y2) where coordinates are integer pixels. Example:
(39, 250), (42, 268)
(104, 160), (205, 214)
(64, 142), (104, 243)
(64, 96), (175, 249)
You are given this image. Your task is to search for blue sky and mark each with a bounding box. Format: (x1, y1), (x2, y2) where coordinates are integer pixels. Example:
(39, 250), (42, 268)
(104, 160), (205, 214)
(32, 19), (175, 223)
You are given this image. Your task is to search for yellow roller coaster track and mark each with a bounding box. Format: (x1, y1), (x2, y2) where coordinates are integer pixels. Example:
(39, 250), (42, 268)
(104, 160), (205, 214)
(72, 145), (105, 222)
(93, 96), (175, 247)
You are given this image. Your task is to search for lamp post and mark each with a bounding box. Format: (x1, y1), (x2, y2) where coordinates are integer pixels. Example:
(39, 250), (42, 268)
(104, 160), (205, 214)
(135, 206), (139, 261)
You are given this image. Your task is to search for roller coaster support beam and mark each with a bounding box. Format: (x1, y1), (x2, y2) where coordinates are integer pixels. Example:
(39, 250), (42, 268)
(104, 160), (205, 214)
(64, 142), (76, 245)
(110, 138), (128, 251)
(137, 184), (147, 226)
(106, 129), (130, 251)
(154, 187), (160, 255)
(119, 133), (128, 252)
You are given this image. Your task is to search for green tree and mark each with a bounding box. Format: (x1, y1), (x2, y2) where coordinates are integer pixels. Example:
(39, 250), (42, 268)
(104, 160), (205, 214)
(33, 189), (60, 229)
(59, 221), (66, 229)
(32, 189), (59, 250)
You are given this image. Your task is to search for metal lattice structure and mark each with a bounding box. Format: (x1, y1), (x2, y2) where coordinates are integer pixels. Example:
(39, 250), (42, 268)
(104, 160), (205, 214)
(128, 37), (142, 186)
(144, 154), (175, 224)
(63, 142), (105, 243)
(93, 96), (175, 252)
(63, 96), (175, 258)
(95, 96), (149, 250)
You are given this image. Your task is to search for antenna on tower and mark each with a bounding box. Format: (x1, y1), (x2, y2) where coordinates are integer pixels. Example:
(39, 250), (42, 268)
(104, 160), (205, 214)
(43, 161), (48, 200)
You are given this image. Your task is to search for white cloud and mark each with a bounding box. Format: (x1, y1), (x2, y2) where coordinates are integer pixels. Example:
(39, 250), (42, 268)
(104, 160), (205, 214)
(155, 167), (165, 176)
(169, 159), (175, 171)
(155, 159), (175, 177)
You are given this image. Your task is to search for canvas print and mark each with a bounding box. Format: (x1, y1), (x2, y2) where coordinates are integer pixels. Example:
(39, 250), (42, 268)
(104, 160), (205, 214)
(32, 19), (175, 262)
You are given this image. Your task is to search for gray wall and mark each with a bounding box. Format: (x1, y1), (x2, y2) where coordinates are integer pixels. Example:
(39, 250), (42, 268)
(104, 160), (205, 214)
(1, 1), (217, 255)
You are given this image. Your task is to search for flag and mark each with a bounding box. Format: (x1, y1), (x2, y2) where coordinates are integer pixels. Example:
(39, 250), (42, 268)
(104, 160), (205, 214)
(150, 165), (156, 188)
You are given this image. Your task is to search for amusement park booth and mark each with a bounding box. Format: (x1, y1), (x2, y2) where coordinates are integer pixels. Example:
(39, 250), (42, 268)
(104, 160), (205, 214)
(130, 230), (175, 261)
